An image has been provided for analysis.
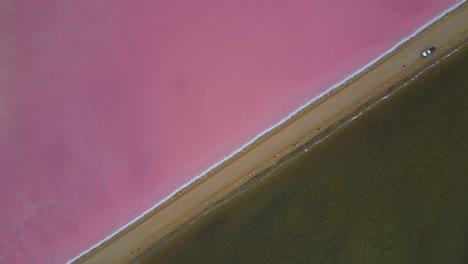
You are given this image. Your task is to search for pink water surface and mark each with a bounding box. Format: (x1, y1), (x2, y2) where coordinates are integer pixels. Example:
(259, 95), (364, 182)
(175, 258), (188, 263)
(0, 0), (459, 263)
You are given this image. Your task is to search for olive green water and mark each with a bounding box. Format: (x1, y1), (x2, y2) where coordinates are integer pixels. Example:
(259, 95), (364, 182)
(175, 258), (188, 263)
(140, 45), (468, 264)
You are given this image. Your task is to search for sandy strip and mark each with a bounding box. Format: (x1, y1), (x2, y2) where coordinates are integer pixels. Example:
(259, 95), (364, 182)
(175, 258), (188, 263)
(73, 3), (468, 263)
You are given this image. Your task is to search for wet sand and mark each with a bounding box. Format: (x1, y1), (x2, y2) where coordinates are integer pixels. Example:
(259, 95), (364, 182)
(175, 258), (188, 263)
(75, 4), (468, 263)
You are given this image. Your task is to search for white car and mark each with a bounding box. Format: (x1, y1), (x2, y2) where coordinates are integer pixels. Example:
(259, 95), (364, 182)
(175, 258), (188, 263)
(421, 47), (436, 58)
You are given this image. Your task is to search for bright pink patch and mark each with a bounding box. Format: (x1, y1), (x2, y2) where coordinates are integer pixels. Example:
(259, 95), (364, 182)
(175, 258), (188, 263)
(0, 0), (458, 263)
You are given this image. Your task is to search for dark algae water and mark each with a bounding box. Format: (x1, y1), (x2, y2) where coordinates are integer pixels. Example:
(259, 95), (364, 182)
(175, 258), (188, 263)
(140, 45), (468, 263)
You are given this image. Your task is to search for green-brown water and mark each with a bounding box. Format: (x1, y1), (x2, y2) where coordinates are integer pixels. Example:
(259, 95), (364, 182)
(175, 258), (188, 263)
(139, 45), (468, 264)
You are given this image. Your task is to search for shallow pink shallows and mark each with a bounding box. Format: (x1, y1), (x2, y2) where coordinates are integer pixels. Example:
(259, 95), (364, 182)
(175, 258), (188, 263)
(0, 0), (459, 263)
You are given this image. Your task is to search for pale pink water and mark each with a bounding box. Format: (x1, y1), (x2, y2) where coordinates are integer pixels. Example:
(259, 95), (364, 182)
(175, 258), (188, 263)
(0, 0), (459, 263)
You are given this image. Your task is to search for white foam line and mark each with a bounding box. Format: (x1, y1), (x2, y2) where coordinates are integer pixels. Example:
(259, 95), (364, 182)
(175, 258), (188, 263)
(67, 2), (466, 263)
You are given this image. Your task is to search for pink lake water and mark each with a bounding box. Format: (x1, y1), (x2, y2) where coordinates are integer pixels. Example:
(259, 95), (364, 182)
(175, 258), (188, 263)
(0, 0), (460, 263)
